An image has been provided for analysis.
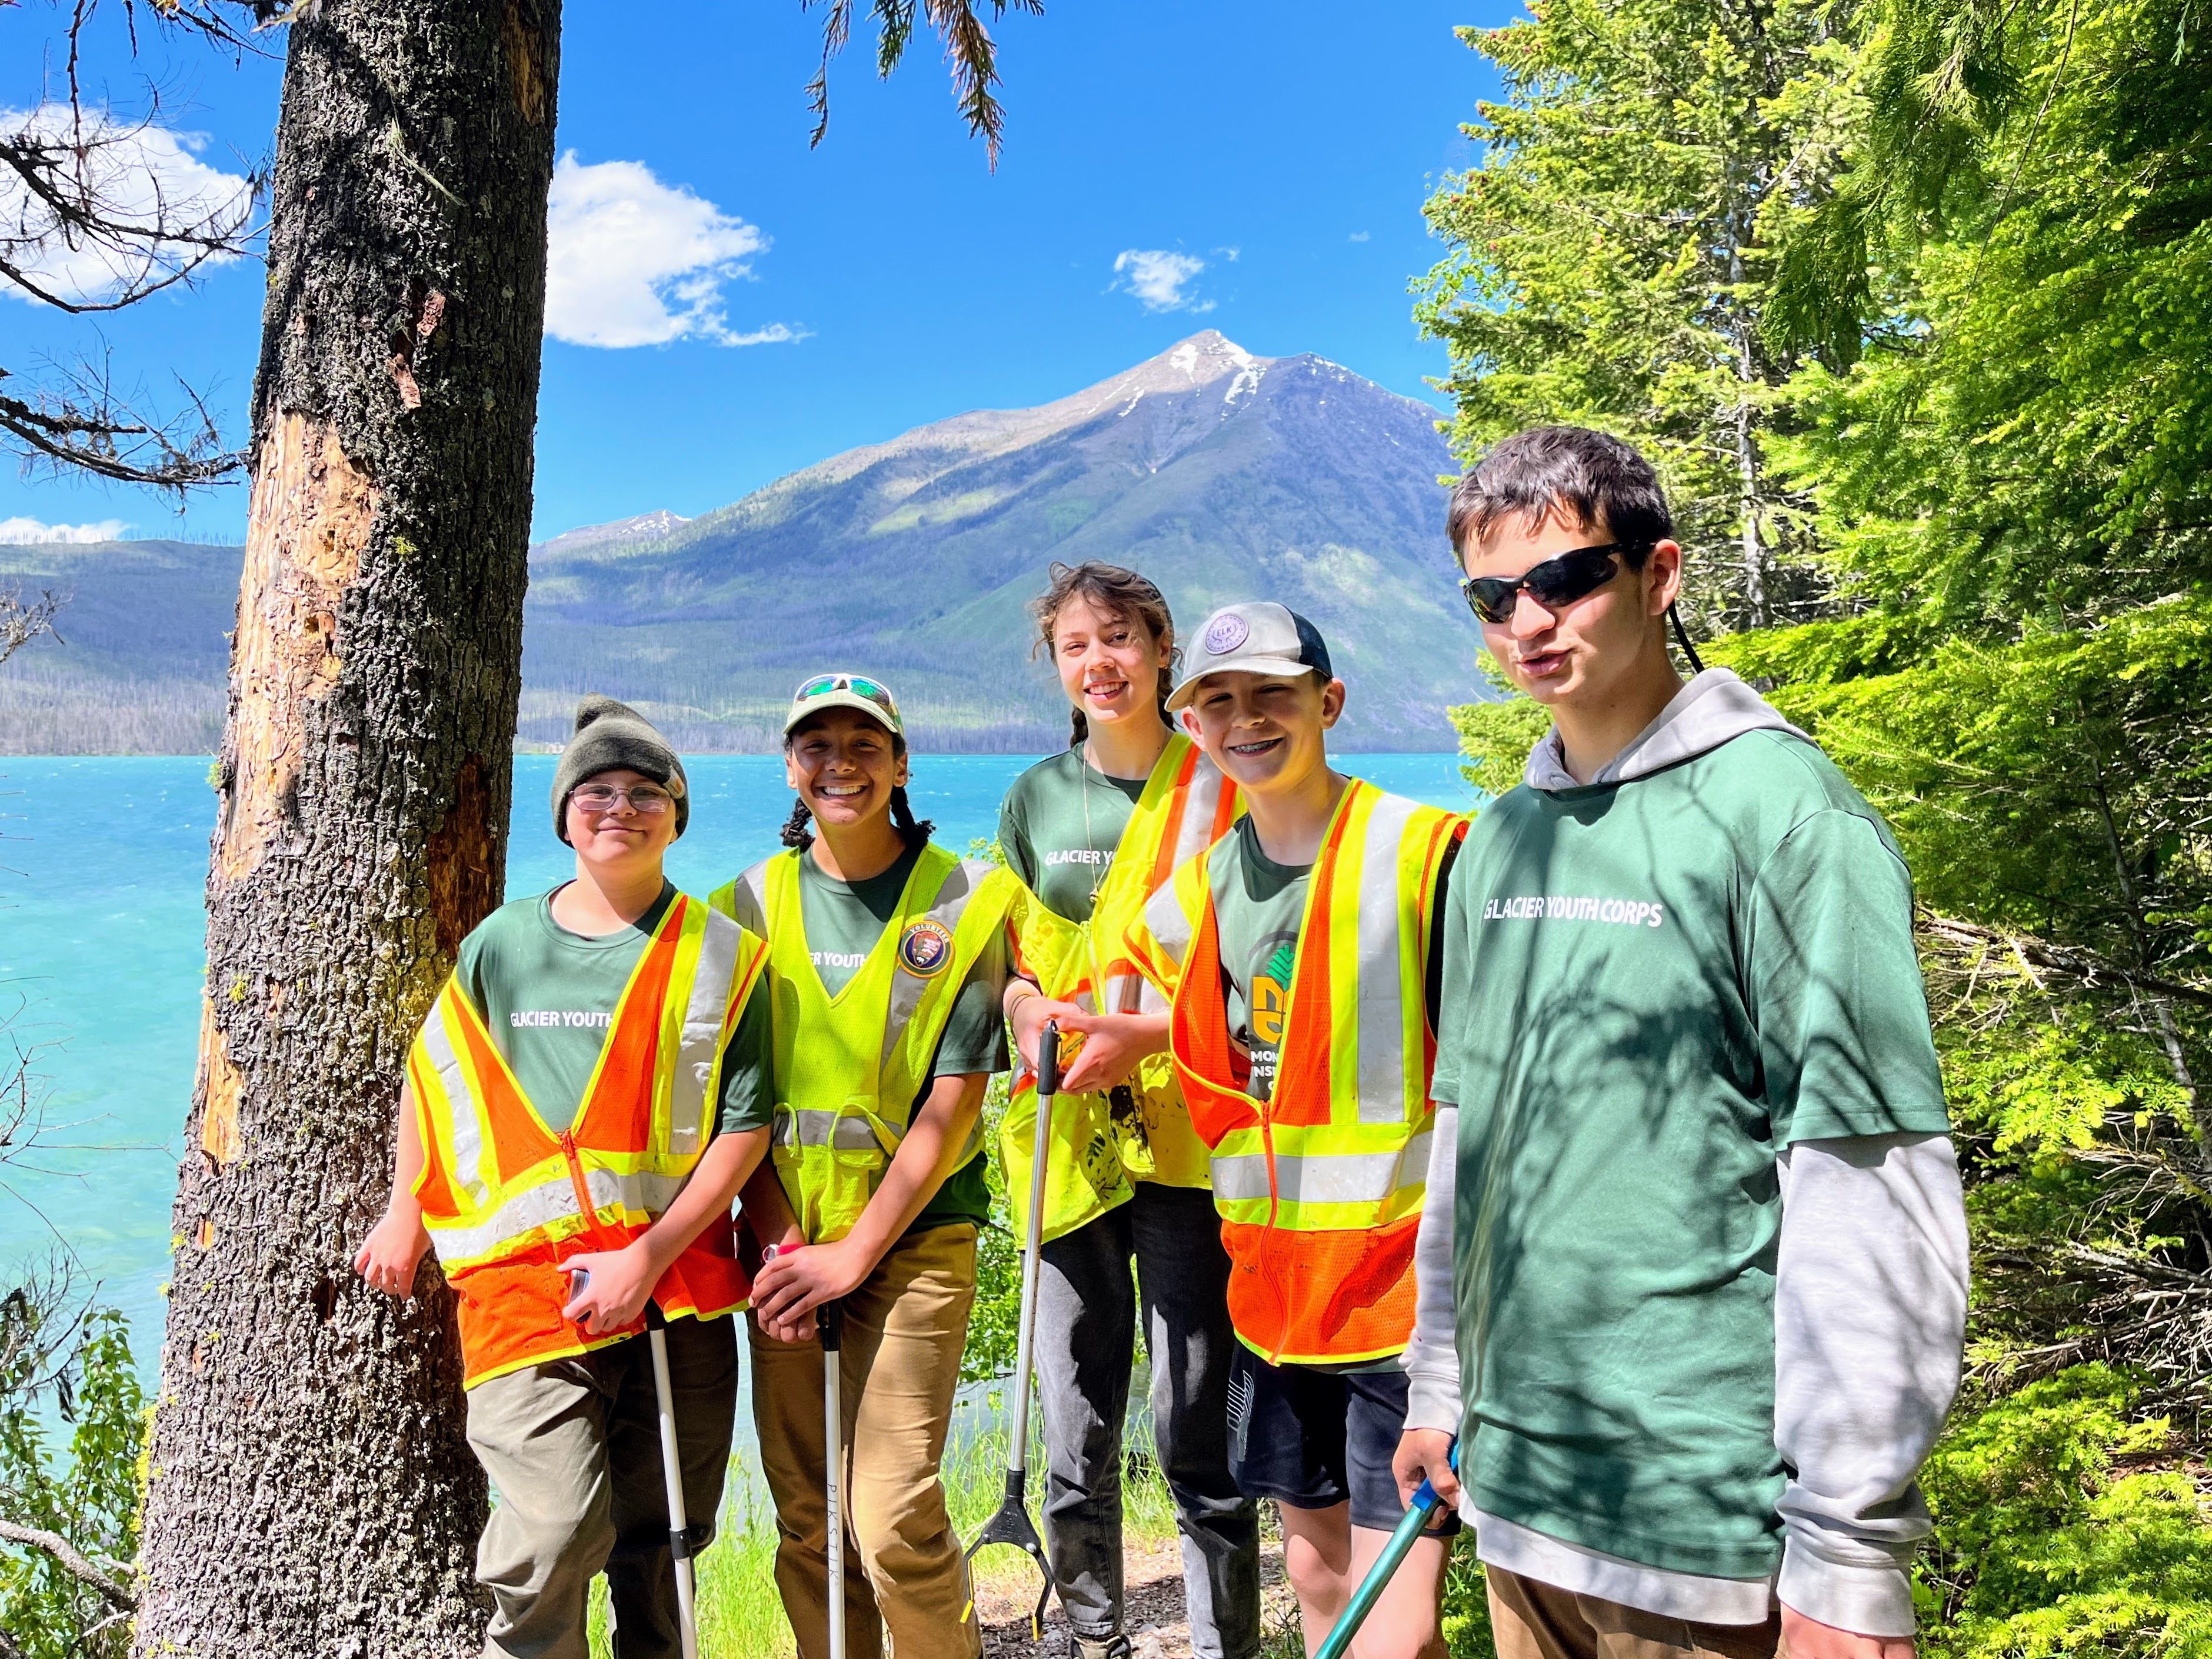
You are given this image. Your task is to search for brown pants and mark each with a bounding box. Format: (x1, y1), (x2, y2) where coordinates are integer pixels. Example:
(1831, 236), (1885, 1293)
(1485, 1566), (1783, 1659)
(751, 1222), (982, 1659)
(466, 1314), (738, 1659)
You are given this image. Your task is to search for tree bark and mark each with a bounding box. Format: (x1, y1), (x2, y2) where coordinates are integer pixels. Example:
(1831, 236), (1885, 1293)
(135, 4), (559, 1654)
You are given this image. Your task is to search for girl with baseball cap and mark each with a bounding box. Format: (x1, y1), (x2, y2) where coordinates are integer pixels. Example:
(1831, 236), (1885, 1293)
(712, 672), (1017, 1659)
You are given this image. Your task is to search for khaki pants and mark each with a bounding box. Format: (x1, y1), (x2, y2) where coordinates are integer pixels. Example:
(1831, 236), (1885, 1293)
(1485, 1568), (1783, 1659)
(751, 1222), (982, 1659)
(466, 1314), (739, 1659)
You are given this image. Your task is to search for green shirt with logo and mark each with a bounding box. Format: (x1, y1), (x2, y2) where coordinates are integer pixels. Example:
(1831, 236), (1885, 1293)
(454, 884), (772, 1138)
(1210, 818), (1311, 1104)
(1433, 730), (1951, 1582)
(998, 747), (1152, 923)
(795, 842), (1007, 1233)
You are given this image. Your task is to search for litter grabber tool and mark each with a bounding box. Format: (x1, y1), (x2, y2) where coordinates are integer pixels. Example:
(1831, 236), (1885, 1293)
(961, 1018), (1064, 1640)
(562, 1270), (704, 1659)
(1312, 1441), (1460, 1659)
(821, 1295), (848, 1659)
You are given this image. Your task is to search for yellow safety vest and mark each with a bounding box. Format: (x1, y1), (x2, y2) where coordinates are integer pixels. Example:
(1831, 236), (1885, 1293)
(1124, 781), (1463, 1364)
(1002, 733), (1239, 1242)
(712, 844), (1016, 1245)
(409, 894), (768, 1388)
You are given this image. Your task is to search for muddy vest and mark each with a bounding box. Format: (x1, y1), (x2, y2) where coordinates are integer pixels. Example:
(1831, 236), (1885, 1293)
(1126, 780), (1463, 1365)
(712, 844), (1015, 1245)
(1002, 734), (1240, 1243)
(409, 894), (768, 1390)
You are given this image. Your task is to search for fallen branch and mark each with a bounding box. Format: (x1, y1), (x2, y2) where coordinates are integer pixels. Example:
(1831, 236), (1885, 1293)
(1919, 912), (2212, 1013)
(0, 1518), (135, 1611)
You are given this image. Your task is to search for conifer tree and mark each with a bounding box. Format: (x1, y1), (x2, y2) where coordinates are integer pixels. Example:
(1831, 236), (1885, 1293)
(1416, 0), (1859, 628)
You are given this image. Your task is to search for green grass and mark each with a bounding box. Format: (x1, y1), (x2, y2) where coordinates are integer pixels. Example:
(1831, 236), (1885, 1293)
(589, 1394), (1182, 1659)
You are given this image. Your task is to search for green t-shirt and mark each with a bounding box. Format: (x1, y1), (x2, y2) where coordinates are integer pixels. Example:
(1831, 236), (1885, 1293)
(1211, 818), (1312, 1104)
(1434, 729), (1951, 1583)
(452, 884), (772, 1138)
(795, 844), (1007, 1232)
(1211, 813), (1457, 1106)
(998, 747), (1151, 922)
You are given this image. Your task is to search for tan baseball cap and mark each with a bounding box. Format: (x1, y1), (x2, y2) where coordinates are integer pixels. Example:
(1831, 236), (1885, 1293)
(784, 672), (905, 737)
(1165, 601), (1336, 712)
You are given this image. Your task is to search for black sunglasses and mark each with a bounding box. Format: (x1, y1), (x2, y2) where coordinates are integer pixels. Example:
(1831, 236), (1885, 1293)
(1458, 540), (1707, 672)
(1459, 544), (1630, 624)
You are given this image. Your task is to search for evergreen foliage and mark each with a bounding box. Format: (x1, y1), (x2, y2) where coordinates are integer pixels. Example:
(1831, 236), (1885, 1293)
(1430, 0), (2212, 1646)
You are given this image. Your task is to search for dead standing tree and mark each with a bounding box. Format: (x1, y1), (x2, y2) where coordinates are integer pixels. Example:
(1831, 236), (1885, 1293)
(134, 2), (1037, 1654)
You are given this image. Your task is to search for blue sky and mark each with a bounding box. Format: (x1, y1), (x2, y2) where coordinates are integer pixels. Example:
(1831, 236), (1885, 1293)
(3, 1), (1508, 547)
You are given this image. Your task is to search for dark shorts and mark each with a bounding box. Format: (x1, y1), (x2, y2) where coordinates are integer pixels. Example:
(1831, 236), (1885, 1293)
(1225, 1344), (1462, 1536)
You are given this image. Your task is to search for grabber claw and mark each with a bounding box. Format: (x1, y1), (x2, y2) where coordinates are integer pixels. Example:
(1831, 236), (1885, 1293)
(964, 1467), (1057, 1638)
(960, 1019), (1065, 1643)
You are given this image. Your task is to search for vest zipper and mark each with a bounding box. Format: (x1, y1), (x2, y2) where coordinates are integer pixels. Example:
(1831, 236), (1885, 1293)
(559, 1130), (617, 1250)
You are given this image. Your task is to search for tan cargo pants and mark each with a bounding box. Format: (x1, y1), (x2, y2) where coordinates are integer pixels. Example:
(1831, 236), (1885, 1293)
(1485, 1566), (1784, 1659)
(751, 1222), (983, 1659)
(465, 1313), (739, 1659)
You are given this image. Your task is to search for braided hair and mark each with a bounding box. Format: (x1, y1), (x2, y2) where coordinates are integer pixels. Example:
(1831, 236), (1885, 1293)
(1028, 561), (1180, 747)
(781, 729), (935, 851)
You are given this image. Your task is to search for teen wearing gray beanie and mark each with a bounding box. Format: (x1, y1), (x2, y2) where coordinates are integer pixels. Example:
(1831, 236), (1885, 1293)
(550, 694), (691, 842)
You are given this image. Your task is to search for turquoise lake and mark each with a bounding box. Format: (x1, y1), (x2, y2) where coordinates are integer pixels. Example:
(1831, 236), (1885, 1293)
(0, 752), (1477, 1367)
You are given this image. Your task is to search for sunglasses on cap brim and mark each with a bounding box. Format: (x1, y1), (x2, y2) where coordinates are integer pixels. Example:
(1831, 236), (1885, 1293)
(795, 673), (897, 714)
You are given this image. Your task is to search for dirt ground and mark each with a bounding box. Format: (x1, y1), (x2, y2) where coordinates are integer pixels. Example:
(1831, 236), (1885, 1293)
(974, 1535), (1298, 1659)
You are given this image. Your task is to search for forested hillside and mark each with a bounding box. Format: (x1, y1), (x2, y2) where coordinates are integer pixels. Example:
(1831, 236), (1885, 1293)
(0, 334), (1470, 755)
(1430, 1), (2212, 1651)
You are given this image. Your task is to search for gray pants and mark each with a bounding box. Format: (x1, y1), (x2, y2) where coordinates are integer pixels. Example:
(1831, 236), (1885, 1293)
(465, 1314), (738, 1659)
(1034, 1184), (1261, 1659)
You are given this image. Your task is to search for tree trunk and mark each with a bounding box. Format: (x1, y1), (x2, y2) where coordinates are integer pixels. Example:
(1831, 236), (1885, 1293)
(135, 4), (559, 1654)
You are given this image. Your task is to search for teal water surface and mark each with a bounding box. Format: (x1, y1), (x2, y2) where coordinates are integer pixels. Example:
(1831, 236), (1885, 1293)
(0, 752), (1477, 1365)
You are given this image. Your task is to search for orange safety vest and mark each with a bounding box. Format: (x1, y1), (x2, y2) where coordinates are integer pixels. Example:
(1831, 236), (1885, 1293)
(1126, 780), (1463, 1365)
(408, 894), (769, 1389)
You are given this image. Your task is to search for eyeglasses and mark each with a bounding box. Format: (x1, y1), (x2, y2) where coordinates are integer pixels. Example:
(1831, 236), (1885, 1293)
(795, 673), (898, 714)
(1459, 544), (1633, 625)
(569, 784), (674, 815)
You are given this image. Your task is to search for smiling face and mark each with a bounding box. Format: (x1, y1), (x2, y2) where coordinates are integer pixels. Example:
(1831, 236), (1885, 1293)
(1180, 669), (1343, 798)
(1460, 508), (1683, 711)
(563, 767), (679, 876)
(785, 706), (906, 830)
(1051, 594), (1169, 731)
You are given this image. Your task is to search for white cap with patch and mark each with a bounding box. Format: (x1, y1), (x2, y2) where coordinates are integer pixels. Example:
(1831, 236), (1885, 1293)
(1165, 601), (1335, 712)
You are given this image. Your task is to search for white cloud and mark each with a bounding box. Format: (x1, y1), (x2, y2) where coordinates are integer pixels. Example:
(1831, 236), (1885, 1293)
(1348, 230), (1371, 242)
(0, 516), (129, 543)
(545, 154), (802, 349)
(1112, 249), (1212, 314)
(0, 105), (256, 307)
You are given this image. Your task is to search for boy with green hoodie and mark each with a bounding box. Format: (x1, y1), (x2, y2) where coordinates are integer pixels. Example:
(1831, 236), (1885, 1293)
(1394, 429), (1968, 1659)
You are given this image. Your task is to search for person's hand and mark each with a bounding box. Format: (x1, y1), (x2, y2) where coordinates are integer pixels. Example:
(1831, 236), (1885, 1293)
(557, 1240), (658, 1335)
(1009, 993), (1084, 1072)
(1780, 1607), (1915, 1658)
(1055, 1009), (1161, 1095)
(353, 1210), (432, 1299)
(751, 1241), (868, 1336)
(1392, 1428), (1462, 1525)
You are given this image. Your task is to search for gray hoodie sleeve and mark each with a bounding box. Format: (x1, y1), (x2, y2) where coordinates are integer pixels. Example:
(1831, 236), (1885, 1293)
(1401, 1103), (1464, 1435)
(1774, 1131), (1968, 1637)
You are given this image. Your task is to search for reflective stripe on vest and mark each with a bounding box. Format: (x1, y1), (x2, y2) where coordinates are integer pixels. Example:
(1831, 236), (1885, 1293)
(1157, 781), (1463, 1365)
(1001, 734), (1240, 1242)
(711, 845), (1015, 1245)
(409, 895), (769, 1389)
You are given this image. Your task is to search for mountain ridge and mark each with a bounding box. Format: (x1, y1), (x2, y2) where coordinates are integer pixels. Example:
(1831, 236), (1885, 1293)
(1, 333), (1477, 754)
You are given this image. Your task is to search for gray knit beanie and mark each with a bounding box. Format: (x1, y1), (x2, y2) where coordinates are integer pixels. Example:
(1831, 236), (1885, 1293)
(552, 695), (689, 842)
